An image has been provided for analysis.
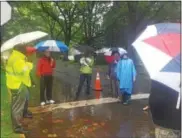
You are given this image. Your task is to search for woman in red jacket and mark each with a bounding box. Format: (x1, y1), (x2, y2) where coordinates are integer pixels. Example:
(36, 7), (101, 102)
(36, 49), (56, 106)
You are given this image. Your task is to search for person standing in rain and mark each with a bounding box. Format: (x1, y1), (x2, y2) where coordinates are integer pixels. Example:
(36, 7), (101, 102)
(107, 51), (120, 98)
(5, 45), (35, 134)
(115, 53), (136, 105)
(75, 50), (94, 100)
(36, 49), (56, 106)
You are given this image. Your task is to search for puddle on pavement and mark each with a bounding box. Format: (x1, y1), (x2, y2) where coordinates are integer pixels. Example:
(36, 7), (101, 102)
(27, 67), (154, 138)
(24, 101), (155, 138)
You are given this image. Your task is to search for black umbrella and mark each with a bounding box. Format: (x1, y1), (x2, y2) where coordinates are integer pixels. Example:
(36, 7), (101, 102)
(71, 45), (96, 62)
(74, 45), (95, 54)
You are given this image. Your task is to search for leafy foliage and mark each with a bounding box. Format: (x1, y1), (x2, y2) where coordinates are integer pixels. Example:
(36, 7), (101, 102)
(103, 1), (181, 48)
(2, 1), (181, 49)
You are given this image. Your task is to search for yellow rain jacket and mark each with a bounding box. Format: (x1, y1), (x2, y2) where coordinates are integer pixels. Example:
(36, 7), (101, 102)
(6, 50), (33, 89)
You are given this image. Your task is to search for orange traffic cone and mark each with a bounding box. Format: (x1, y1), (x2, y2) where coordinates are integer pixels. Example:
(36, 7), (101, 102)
(93, 72), (102, 99)
(94, 72), (102, 91)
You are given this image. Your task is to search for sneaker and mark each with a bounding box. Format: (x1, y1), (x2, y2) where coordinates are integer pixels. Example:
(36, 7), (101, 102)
(49, 100), (55, 104)
(40, 102), (46, 106)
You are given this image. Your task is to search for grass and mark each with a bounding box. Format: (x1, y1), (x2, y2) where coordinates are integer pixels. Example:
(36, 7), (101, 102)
(1, 67), (25, 138)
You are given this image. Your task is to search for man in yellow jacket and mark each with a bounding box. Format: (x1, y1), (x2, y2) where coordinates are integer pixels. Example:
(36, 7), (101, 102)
(6, 44), (35, 134)
(75, 51), (94, 100)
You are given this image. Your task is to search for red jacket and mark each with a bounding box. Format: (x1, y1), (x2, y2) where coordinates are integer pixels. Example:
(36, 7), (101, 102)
(36, 57), (56, 76)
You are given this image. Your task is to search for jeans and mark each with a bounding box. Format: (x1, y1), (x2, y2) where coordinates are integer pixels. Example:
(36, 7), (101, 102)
(76, 74), (92, 99)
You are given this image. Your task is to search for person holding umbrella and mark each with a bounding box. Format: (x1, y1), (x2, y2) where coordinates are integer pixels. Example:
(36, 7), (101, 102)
(35, 40), (68, 106)
(107, 51), (121, 98)
(115, 53), (136, 105)
(75, 50), (94, 100)
(36, 48), (56, 106)
(5, 44), (35, 134)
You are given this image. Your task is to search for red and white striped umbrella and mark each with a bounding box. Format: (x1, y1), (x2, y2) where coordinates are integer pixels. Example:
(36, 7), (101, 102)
(132, 23), (181, 130)
(96, 47), (127, 63)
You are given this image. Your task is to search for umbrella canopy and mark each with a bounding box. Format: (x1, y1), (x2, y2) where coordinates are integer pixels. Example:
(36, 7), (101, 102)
(132, 23), (181, 129)
(35, 40), (68, 52)
(1, 1), (11, 25)
(69, 48), (82, 56)
(1, 31), (48, 52)
(1, 46), (36, 61)
(74, 45), (95, 53)
(96, 47), (127, 63)
(95, 47), (110, 54)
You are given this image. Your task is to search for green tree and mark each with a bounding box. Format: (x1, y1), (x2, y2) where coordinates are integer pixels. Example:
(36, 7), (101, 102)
(2, 1), (180, 49)
(2, 2), (64, 43)
(103, 1), (181, 48)
(79, 1), (111, 46)
(39, 1), (84, 46)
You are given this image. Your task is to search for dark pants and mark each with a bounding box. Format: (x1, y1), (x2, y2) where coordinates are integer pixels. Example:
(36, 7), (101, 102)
(110, 79), (119, 97)
(76, 74), (92, 99)
(10, 84), (29, 131)
(40, 75), (53, 102)
(120, 89), (131, 103)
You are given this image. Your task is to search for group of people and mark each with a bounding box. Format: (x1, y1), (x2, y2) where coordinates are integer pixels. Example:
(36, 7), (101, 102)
(107, 51), (136, 105)
(5, 44), (136, 134)
(75, 50), (137, 105)
(5, 45), (56, 134)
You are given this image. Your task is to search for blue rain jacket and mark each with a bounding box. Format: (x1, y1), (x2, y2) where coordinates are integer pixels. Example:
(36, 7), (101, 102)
(115, 58), (136, 94)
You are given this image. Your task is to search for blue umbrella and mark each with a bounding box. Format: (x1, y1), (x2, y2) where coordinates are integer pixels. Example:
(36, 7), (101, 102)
(35, 40), (68, 52)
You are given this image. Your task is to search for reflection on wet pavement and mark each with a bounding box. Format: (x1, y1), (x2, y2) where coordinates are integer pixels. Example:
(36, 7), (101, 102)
(27, 62), (153, 137)
(24, 100), (155, 138)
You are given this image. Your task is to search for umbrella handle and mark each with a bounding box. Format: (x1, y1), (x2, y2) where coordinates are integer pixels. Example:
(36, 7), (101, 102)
(176, 92), (180, 109)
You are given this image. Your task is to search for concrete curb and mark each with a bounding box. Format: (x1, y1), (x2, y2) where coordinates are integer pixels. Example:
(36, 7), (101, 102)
(30, 94), (150, 113)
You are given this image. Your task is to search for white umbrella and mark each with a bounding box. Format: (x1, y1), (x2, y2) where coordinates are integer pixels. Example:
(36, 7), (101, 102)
(1, 31), (48, 52)
(95, 48), (110, 54)
(96, 47), (127, 55)
(68, 55), (75, 61)
(1, 1), (12, 25)
(96, 47), (127, 64)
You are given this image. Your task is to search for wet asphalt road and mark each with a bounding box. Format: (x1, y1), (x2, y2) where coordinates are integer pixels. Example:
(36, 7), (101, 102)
(25, 61), (154, 138)
(24, 100), (154, 138)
